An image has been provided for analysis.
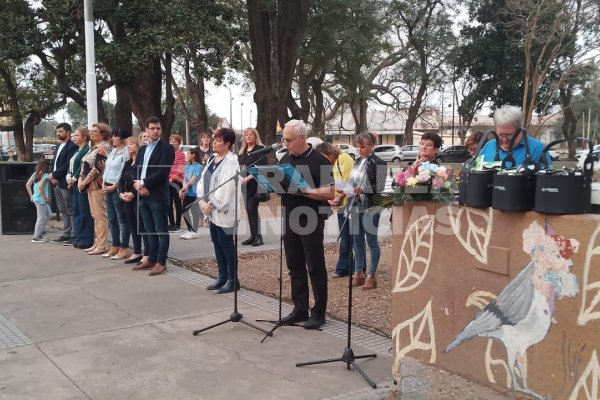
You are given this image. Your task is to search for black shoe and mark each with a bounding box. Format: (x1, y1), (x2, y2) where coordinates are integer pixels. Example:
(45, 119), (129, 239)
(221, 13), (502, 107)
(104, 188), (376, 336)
(77, 243), (94, 249)
(52, 235), (71, 243)
(241, 237), (255, 245)
(216, 279), (240, 294)
(63, 239), (74, 246)
(124, 255), (143, 264)
(280, 309), (309, 325)
(304, 313), (326, 330)
(251, 236), (264, 246)
(206, 278), (227, 290)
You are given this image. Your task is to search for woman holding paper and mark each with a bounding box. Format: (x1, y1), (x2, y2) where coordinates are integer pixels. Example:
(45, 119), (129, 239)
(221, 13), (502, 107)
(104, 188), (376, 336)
(197, 128), (241, 294)
(315, 142), (355, 278)
(347, 132), (387, 290)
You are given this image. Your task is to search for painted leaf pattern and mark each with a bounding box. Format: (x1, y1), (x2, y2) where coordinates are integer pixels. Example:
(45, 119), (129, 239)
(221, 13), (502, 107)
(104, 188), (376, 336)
(448, 205), (493, 264)
(577, 224), (600, 326)
(393, 215), (435, 293)
(391, 299), (437, 382)
(569, 350), (600, 400)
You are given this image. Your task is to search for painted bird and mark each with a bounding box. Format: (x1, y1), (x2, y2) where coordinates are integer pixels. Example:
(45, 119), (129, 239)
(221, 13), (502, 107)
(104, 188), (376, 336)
(445, 221), (579, 400)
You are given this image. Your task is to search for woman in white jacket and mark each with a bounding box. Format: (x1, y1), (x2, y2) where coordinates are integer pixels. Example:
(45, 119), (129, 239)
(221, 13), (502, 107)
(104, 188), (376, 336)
(197, 128), (241, 293)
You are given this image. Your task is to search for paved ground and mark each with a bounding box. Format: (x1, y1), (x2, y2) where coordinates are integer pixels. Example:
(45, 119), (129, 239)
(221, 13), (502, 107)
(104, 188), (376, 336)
(0, 219), (415, 400)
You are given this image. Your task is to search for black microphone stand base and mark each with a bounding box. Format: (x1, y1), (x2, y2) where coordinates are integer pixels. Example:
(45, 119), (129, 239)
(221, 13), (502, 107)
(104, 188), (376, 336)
(193, 311), (272, 336)
(296, 347), (378, 388)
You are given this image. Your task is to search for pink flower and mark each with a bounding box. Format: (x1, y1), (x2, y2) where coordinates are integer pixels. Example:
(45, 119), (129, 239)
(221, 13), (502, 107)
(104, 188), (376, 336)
(436, 167), (448, 179)
(417, 169), (431, 183)
(395, 171), (408, 186)
(432, 176), (444, 190)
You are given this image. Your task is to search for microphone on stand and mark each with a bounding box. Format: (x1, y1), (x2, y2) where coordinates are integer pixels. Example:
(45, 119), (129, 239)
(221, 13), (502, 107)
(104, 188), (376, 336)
(250, 143), (283, 158)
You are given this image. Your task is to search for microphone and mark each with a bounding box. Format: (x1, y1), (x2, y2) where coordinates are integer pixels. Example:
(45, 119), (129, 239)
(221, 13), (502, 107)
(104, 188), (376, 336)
(250, 143), (283, 158)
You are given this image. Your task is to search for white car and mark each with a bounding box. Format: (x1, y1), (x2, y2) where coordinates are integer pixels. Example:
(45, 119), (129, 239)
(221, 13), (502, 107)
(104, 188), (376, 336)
(334, 144), (359, 160)
(180, 144), (198, 153)
(400, 145), (419, 161)
(373, 144), (403, 163)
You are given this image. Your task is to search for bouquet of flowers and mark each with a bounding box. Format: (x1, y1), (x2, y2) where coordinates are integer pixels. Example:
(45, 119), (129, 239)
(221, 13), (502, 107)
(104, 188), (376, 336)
(381, 162), (458, 206)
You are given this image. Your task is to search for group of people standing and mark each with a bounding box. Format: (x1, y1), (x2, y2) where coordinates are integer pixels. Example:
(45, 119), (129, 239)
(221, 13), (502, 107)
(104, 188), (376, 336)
(27, 117), (215, 277)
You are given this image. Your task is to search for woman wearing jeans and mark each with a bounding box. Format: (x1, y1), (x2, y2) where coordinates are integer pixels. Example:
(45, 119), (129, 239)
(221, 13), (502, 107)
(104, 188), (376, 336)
(348, 131), (387, 290)
(102, 129), (131, 259)
(197, 128), (240, 294)
(118, 136), (149, 264)
(67, 127), (94, 248)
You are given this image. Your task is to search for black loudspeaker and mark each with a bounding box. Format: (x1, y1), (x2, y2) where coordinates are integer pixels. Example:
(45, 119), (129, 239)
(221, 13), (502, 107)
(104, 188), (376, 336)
(1, 182), (37, 235)
(0, 163), (37, 234)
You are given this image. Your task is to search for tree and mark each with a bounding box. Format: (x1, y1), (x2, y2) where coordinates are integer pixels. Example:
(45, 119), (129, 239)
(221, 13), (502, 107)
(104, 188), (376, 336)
(0, 0), (66, 160)
(383, 0), (454, 145)
(246, 0), (311, 145)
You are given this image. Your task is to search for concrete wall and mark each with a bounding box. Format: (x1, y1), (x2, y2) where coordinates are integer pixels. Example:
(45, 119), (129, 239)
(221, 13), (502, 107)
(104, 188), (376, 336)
(391, 203), (600, 400)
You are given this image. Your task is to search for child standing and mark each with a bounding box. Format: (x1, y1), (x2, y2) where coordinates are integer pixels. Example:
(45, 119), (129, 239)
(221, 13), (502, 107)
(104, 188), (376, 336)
(179, 147), (203, 239)
(26, 159), (52, 243)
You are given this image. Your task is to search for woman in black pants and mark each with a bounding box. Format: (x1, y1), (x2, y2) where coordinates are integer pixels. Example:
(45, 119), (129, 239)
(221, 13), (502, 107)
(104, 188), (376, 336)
(118, 136), (149, 264)
(238, 128), (266, 246)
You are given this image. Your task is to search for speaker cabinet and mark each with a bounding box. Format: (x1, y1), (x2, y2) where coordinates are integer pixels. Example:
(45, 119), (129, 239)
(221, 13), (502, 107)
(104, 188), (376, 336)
(1, 182), (36, 235)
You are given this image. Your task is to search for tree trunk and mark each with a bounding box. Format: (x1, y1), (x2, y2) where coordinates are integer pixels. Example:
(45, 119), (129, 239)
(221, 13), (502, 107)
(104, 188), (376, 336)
(560, 84), (578, 159)
(0, 65), (28, 160)
(311, 72), (326, 138)
(115, 82), (133, 133)
(247, 0), (311, 145)
(24, 111), (41, 159)
(130, 57), (165, 132)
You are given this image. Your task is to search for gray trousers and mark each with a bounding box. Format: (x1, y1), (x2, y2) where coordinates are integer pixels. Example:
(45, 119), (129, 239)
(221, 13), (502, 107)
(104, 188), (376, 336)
(54, 186), (73, 237)
(34, 203), (52, 239)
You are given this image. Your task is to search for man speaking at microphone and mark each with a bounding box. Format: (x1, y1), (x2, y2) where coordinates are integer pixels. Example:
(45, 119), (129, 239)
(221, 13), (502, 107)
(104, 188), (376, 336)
(279, 119), (335, 330)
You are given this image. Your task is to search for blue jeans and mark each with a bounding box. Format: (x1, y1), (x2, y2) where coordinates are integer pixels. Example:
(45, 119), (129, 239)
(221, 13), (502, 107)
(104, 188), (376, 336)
(352, 209), (381, 275)
(209, 223), (235, 281)
(106, 190), (130, 248)
(122, 200), (149, 256)
(139, 197), (169, 264)
(334, 211), (351, 276)
(72, 188), (94, 246)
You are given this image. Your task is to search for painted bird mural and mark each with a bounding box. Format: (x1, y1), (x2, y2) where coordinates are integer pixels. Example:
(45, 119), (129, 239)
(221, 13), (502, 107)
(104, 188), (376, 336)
(445, 221), (579, 400)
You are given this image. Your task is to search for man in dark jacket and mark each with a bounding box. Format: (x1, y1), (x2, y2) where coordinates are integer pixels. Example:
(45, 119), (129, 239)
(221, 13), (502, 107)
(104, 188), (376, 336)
(133, 116), (175, 276)
(49, 123), (78, 243)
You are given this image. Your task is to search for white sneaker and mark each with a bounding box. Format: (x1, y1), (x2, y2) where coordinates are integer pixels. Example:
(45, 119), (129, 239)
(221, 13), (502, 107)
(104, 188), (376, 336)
(180, 231), (199, 240)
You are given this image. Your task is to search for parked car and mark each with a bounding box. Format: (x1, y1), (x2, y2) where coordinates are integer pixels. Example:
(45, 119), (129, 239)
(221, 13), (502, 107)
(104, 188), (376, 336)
(0, 146), (15, 161)
(373, 144), (403, 163)
(435, 145), (470, 163)
(180, 144), (198, 153)
(334, 144), (359, 160)
(400, 145), (419, 161)
(32, 144), (56, 161)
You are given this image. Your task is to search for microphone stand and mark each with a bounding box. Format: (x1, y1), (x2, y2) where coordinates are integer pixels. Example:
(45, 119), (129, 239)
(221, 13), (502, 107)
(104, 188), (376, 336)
(295, 157), (378, 388)
(191, 150), (275, 338)
(256, 201), (306, 343)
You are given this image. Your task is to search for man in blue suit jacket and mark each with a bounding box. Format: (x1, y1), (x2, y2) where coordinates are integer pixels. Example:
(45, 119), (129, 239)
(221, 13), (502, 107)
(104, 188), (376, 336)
(132, 116), (175, 276)
(49, 123), (78, 243)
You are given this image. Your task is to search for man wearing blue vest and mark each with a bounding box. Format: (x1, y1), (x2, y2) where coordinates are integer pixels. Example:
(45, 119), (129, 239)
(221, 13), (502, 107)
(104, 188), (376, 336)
(480, 105), (552, 167)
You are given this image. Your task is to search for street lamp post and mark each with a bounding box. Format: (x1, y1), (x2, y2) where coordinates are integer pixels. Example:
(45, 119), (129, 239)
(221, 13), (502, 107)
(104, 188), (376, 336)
(83, 0), (98, 128)
(240, 102), (244, 132)
(225, 86), (232, 129)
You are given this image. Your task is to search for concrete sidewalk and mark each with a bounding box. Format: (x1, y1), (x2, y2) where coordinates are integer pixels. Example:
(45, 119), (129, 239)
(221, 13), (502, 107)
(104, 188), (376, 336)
(0, 228), (406, 400)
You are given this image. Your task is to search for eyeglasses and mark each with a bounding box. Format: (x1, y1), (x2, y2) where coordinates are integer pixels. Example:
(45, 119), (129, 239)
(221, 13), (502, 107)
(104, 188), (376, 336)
(419, 142), (434, 148)
(282, 135), (300, 144)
